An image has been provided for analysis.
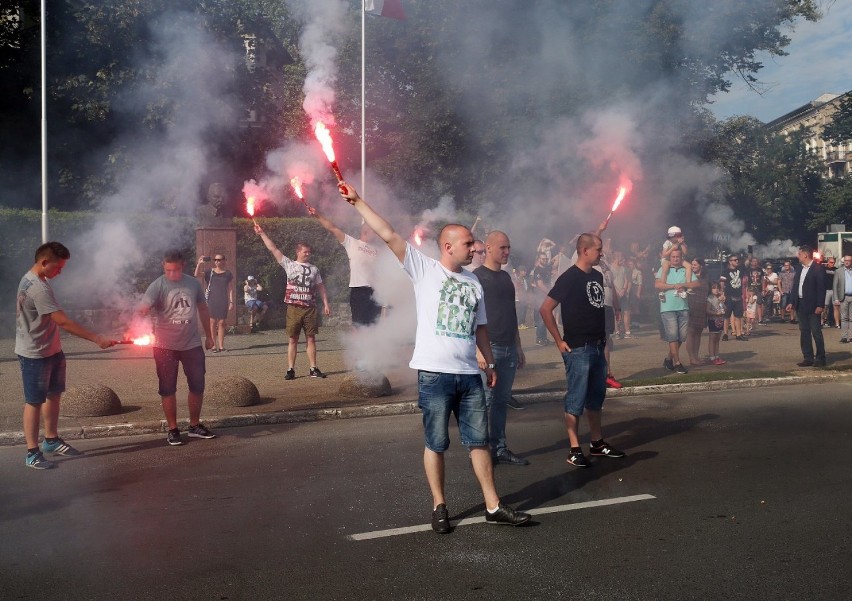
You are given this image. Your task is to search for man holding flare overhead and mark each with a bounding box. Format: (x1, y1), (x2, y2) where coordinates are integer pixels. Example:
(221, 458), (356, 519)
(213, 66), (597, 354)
(337, 181), (531, 534)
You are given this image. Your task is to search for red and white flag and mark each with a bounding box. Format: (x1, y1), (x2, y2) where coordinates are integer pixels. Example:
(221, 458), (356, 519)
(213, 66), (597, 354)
(365, 0), (405, 20)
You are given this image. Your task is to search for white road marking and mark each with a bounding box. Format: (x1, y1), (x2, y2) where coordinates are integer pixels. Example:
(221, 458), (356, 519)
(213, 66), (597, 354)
(347, 493), (656, 541)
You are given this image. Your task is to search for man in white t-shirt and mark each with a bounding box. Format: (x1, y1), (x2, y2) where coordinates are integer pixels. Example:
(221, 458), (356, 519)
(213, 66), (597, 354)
(310, 207), (383, 326)
(337, 181), (530, 534)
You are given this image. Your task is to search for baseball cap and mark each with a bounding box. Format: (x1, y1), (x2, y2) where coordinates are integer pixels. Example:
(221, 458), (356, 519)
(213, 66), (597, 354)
(667, 226), (682, 236)
(247, 275), (256, 280)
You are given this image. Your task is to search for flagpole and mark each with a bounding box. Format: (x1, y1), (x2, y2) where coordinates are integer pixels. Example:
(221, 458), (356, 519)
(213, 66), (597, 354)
(361, 1), (366, 198)
(41, 0), (49, 242)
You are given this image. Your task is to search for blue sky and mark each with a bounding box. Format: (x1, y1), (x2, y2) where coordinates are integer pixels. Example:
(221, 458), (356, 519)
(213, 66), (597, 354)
(709, 1), (852, 123)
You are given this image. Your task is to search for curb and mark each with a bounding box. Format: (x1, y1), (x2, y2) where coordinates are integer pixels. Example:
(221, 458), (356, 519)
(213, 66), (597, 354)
(1, 372), (848, 448)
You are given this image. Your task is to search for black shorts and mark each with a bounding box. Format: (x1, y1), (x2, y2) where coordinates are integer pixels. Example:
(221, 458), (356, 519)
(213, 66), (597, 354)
(350, 286), (381, 326)
(724, 297), (743, 318)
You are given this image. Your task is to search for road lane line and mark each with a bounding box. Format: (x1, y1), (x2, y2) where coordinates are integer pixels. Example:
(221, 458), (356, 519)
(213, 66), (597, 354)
(347, 493), (656, 541)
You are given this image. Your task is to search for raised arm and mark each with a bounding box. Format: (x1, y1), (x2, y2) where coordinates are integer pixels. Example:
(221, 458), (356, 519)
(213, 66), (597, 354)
(308, 207), (346, 243)
(253, 221), (285, 263)
(338, 182), (407, 262)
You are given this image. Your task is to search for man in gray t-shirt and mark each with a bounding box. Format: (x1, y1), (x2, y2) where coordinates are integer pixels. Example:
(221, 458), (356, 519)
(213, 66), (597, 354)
(17, 242), (115, 470)
(138, 249), (215, 446)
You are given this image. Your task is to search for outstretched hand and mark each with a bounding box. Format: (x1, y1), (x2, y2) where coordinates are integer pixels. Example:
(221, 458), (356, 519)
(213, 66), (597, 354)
(338, 182), (359, 205)
(253, 221), (264, 235)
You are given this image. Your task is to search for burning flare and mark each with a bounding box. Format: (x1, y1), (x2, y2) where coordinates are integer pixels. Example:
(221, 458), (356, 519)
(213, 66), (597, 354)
(604, 176), (633, 225)
(246, 195), (256, 217)
(132, 335), (153, 346)
(413, 226), (425, 247)
(290, 177), (309, 209)
(314, 122), (344, 182)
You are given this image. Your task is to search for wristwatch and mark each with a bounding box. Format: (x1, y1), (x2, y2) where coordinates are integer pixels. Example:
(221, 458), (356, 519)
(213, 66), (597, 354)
(487, 363), (495, 369)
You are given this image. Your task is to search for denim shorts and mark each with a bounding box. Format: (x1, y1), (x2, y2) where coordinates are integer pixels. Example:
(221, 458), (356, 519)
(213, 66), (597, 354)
(18, 351), (66, 405)
(417, 371), (488, 452)
(153, 346), (206, 396)
(561, 342), (607, 416)
(661, 310), (689, 343)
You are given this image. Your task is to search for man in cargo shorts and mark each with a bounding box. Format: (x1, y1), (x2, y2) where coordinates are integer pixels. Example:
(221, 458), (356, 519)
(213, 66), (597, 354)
(254, 223), (331, 380)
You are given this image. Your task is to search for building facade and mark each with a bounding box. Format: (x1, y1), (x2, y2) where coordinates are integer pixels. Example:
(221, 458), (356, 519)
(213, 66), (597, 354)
(766, 91), (852, 179)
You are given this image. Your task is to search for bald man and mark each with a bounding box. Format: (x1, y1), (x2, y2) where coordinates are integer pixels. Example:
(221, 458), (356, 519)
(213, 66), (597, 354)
(474, 231), (529, 466)
(338, 182), (530, 534)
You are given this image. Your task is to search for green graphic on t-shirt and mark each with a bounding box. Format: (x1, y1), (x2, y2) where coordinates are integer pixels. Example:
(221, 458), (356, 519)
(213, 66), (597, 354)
(435, 276), (479, 339)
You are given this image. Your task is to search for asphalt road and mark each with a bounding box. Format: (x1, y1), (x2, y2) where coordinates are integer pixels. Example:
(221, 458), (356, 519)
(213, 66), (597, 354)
(2, 382), (851, 601)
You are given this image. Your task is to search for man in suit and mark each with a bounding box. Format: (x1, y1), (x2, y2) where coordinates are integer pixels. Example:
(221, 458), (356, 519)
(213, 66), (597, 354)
(785, 245), (826, 367)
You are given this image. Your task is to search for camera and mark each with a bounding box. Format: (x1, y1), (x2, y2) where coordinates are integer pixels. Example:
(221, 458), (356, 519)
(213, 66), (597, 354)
(201, 256), (211, 261)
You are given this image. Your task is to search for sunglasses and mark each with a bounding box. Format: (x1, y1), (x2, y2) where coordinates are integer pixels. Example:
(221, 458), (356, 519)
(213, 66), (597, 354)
(214, 258), (225, 262)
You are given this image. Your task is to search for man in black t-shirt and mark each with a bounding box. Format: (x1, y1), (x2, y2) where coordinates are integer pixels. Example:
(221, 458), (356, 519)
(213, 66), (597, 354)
(474, 231), (529, 467)
(721, 254), (747, 340)
(540, 233), (625, 468)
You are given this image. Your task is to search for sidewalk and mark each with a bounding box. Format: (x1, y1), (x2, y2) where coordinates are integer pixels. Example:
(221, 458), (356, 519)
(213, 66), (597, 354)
(1, 319), (850, 446)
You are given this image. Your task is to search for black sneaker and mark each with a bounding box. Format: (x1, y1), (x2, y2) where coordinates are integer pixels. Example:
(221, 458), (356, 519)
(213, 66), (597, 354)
(735, 335), (749, 341)
(721, 334), (729, 341)
(589, 440), (626, 458)
(188, 423), (216, 439)
(567, 450), (591, 468)
(167, 428), (183, 446)
(674, 363), (688, 374)
(494, 450), (530, 466)
(663, 357), (674, 371)
(431, 503), (451, 534)
(507, 396), (524, 410)
(485, 502), (530, 526)
(284, 368), (295, 380)
(309, 367), (327, 378)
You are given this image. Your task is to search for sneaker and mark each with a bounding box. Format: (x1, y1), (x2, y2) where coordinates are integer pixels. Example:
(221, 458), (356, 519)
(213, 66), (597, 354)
(188, 423), (216, 439)
(26, 451), (55, 470)
(167, 428), (183, 446)
(841, 338), (849, 344)
(485, 502), (531, 526)
(796, 359), (814, 367)
(431, 503), (451, 534)
(507, 396), (525, 410)
(494, 449), (530, 466)
(41, 438), (82, 456)
(606, 375), (623, 389)
(736, 335), (749, 341)
(663, 357), (674, 371)
(721, 334), (729, 341)
(712, 357), (727, 365)
(567, 450), (591, 468)
(284, 368), (296, 380)
(623, 331), (634, 339)
(589, 440), (626, 458)
(309, 367), (327, 378)
(673, 363), (688, 374)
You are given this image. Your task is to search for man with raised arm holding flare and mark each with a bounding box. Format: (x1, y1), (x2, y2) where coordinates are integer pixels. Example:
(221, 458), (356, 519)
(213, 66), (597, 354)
(337, 182), (530, 534)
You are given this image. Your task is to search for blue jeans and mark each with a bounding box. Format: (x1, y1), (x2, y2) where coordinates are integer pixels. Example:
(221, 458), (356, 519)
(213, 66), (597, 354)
(661, 310), (689, 343)
(561, 342), (607, 417)
(417, 371), (488, 452)
(797, 309), (825, 362)
(18, 351), (66, 405)
(483, 344), (518, 456)
(534, 305), (548, 343)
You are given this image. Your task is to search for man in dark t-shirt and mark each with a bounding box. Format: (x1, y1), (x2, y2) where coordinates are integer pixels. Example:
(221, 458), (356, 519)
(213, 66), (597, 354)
(474, 231), (528, 467)
(540, 233), (625, 468)
(721, 254), (747, 340)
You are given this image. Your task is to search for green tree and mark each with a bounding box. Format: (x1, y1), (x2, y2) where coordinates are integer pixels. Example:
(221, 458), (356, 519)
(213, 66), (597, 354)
(821, 92), (852, 146)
